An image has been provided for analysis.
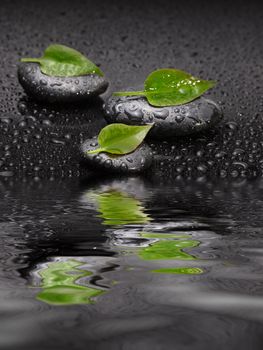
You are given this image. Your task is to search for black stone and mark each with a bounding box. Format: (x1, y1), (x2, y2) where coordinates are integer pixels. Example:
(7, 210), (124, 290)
(18, 63), (109, 103)
(80, 137), (153, 174)
(104, 95), (223, 139)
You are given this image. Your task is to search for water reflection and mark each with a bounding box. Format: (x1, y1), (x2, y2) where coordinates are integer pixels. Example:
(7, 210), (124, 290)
(5, 177), (263, 348)
(33, 177), (206, 305)
(152, 267), (203, 274)
(85, 190), (150, 225)
(34, 259), (105, 305)
(81, 179), (204, 277)
(138, 239), (200, 261)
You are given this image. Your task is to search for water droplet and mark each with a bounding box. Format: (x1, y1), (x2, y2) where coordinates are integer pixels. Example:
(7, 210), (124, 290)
(125, 107), (143, 119)
(175, 115), (185, 123)
(153, 109), (169, 120)
(40, 79), (48, 86)
(104, 159), (112, 168)
(120, 162), (128, 171)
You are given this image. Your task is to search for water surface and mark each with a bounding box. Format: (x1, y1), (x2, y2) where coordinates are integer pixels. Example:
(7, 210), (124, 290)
(0, 175), (263, 349)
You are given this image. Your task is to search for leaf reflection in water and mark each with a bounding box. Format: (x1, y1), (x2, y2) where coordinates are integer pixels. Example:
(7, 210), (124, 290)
(138, 238), (200, 261)
(87, 190), (151, 226)
(36, 259), (105, 306)
(85, 186), (203, 275)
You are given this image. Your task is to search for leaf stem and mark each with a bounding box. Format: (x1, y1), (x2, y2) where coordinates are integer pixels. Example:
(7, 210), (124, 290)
(21, 58), (41, 63)
(86, 148), (105, 155)
(113, 91), (146, 97)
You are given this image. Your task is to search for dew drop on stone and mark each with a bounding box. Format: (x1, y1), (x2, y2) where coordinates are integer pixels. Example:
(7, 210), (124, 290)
(40, 79), (47, 86)
(104, 159), (112, 168)
(140, 158), (146, 165)
(93, 155), (102, 164)
(120, 162), (128, 171)
(153, 109), (169, 119)
(175, 115), (185, 123)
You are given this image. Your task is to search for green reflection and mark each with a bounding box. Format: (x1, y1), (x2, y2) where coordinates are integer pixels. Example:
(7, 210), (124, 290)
(138, 240), (199, 261)
(152, 267), (203, 274)
(36, 260), (104, 306)
(84, 187), (203, 277)
(90, 190), (150, 225)
(141, 232), (189, 239)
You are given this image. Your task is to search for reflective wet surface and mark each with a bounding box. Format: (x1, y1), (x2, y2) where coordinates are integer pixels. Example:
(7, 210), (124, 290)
(1, 0), (263, 179)
(1, 175), (263, 349)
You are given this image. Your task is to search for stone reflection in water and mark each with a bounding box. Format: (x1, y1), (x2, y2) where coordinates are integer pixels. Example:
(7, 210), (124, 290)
(81, 178), (203, 276)
(85, 189), (150, 226)
(33, 258), (106, 306)
(32, 177), (206, 306)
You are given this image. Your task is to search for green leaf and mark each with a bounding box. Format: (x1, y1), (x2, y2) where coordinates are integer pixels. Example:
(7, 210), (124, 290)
(113, 68), (216, 107)
(87, 123), (153, 155)
(88, 190), (151, 225)
(21, 44), (104, 77)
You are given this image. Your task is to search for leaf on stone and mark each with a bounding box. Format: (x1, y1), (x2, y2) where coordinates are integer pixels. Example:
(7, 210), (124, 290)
(21, 44), (103, 77)
(113, 68), (216, 107)
(87, 123), (153, 155)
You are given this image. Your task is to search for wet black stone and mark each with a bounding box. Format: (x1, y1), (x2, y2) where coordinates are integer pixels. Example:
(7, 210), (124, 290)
(80, 137), (153, 174)
(18, 63), (109, 103)
(104, 95), (223, 139)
